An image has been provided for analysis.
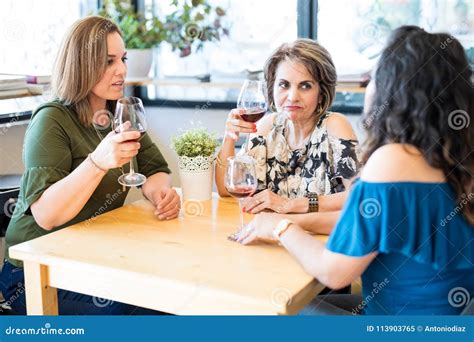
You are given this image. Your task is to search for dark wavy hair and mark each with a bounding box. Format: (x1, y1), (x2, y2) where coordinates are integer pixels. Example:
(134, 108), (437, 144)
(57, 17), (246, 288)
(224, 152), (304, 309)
(362, 26), (474, 225)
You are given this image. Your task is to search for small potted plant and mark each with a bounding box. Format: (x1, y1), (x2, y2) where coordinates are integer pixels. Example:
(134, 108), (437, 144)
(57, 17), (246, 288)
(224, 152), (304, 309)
(99, 0), (165, 77)
(171, 128), (218, 201)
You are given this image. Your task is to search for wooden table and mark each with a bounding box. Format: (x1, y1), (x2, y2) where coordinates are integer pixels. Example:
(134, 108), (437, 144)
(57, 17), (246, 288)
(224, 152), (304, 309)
(9, 193), (326, 315)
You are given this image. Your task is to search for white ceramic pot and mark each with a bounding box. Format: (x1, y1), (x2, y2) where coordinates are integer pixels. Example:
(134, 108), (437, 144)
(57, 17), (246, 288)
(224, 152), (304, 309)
(178, 155), (215, 201)
(126, 49), (153, 78)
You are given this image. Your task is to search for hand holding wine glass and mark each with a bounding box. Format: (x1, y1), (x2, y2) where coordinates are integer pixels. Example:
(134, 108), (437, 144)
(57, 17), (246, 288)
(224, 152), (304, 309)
(224, 80), (268, 142)
(225, 156), (258, 240)
(115, 96), (147, 187)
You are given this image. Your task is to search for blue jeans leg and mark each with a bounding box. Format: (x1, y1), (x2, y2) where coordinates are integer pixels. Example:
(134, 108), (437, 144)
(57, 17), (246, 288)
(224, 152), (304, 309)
(0, 260), (162, 315)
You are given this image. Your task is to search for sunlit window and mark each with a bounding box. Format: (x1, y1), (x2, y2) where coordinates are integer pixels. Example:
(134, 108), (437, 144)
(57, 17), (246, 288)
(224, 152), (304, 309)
(0, 0), (97, 75)
(317, 0), (474, 75)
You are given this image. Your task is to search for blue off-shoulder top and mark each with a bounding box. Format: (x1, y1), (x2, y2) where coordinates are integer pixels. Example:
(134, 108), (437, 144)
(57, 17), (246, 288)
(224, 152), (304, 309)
(326, 180), (474, 315)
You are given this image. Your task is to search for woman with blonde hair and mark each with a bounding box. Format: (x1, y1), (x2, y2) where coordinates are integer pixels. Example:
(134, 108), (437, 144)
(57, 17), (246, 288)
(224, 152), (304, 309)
(0, 16), (179, 315)
(216, 39), (360, 234)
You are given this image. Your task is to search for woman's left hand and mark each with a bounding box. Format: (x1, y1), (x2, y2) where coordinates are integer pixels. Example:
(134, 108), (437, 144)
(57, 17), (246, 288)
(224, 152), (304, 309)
(242, 189), (293, 214)
(235, 212), (283, 245)
(153, 188), (181, 220)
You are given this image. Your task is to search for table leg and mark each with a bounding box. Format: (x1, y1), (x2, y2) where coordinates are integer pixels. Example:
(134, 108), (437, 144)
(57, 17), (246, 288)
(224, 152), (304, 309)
(23, 261), (58, 315)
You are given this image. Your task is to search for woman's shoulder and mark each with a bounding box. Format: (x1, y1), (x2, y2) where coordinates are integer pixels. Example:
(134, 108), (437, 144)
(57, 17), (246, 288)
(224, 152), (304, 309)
(324, 112), (358, 141)
(31, 100), (76, 127)
(361, 144), (445, 183)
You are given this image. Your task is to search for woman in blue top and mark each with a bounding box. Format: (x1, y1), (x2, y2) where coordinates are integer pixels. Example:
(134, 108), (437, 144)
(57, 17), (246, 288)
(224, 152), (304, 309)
(234, 26), (474, 315)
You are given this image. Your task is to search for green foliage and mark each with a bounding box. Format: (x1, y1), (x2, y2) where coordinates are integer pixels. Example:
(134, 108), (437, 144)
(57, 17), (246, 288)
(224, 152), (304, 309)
(163, 0), (229, 57)
(98, 0), (165, 49)
(98, 0), (229, 55)
(171, 128), (218, 157)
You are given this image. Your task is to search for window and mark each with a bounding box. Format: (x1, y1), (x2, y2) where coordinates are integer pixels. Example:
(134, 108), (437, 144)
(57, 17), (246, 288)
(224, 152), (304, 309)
(143, 0), (298, 103)
(317, 0), (474, 75)
(0, 0), (97, 75)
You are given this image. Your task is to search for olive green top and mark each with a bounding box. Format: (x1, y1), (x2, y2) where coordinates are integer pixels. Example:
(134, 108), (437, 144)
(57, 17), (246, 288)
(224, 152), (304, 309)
(5, 101), (171, 267)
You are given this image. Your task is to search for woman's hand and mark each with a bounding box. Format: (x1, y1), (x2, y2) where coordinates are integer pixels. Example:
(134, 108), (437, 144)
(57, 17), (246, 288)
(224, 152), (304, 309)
(152, 187), (181, 220)
(225, 108), (257, 140)
(242, 189), (293, 214)
(91, 122), (141, 170)
(235, 212), (283, 245)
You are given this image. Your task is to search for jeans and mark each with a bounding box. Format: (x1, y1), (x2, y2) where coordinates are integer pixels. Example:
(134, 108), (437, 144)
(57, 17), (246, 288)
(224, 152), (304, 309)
(0, 260), (162, 315)
(299, 294), (364, 315)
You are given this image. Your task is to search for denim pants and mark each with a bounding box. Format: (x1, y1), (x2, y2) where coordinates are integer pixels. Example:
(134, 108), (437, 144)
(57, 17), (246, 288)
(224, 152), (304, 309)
(0, 260), (161, 315)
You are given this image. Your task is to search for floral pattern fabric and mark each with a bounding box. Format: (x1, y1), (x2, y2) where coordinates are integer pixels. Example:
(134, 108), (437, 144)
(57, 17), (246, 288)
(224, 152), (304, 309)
(240, 112), (360, 198)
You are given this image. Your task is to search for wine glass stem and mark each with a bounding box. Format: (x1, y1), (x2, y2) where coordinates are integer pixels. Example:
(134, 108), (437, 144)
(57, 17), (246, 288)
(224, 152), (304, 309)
(129, 158), (135, 175)
(238, 198), (245, 230)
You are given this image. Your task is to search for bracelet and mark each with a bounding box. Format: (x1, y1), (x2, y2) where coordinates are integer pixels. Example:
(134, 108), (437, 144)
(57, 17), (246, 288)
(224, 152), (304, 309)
(307, 192), (319, 212)
(87, 153), (108, 173)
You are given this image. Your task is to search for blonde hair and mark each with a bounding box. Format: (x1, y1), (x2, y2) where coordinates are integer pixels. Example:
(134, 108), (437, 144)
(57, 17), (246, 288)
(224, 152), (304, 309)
(263, 39), (337, 116)
(51, 16), (121, 126)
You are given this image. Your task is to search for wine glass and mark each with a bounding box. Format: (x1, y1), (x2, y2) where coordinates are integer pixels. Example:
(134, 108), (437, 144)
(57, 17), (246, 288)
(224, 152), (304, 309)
(115, 96), (147, 187)
(237, 80), (268, 150)
(225, 156), (258, 232)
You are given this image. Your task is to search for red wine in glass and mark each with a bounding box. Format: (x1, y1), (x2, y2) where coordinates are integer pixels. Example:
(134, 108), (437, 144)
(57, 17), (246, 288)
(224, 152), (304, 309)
(227, 185), (256, 198)
(240, 109), (266, 123)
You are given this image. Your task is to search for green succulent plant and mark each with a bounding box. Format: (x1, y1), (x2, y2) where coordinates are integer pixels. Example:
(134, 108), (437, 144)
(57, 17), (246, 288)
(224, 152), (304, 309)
(171, 128), (218, 157)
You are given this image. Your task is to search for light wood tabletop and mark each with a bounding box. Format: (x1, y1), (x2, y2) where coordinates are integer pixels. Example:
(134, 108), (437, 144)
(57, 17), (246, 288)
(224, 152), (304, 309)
(9, 192), (326, 315)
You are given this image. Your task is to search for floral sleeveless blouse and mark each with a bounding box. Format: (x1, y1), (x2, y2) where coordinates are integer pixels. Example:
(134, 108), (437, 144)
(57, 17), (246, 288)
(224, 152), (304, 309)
(239, 112), (360, 198)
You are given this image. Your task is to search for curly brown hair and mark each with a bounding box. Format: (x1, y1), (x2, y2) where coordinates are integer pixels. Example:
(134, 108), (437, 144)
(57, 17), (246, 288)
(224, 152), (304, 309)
(263, 39), (337, 116)
(362, 26), (474, 225)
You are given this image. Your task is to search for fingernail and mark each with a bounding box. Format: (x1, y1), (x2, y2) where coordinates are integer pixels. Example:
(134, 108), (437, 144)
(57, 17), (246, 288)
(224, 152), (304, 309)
(159, 215), (163, 219)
